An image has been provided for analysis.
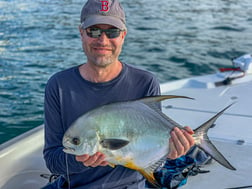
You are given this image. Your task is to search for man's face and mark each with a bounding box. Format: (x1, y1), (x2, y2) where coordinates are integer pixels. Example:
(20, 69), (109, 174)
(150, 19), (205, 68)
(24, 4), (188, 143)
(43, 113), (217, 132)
(80, 24), (126, 68)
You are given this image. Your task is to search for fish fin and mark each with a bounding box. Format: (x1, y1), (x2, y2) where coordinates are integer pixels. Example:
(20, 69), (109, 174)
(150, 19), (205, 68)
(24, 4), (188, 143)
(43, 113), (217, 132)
(194, 103), (236, 170)
(108, 162), (116, 168)
(125, 157), (166, 188)
(100, 138), (130, 150)
(139, 168), (160, 188)
(139, 157), (166, 188)
(140, 95), (193, 129)
(139, 95), (193, 109)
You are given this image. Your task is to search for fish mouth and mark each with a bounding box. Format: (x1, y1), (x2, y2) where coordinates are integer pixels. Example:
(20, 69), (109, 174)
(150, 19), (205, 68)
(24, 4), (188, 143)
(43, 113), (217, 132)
(63, 147), (76, 154)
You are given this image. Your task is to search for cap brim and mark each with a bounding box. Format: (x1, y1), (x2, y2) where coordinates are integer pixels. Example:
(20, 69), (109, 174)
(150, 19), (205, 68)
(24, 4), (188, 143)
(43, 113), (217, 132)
(82, 15), (126, 30)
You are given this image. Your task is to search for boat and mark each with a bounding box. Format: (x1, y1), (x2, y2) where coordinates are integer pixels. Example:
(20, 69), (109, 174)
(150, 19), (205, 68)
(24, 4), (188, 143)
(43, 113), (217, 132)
(0, 54), (252, 189)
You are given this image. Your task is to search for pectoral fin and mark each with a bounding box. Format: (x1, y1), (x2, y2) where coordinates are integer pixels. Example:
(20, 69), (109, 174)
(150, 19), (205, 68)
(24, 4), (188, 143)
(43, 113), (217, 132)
(100, 138), (130, 150)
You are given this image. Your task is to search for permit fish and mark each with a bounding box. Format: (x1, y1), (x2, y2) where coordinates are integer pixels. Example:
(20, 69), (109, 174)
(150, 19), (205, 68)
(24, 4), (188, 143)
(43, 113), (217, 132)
(63, 95), (236, 186)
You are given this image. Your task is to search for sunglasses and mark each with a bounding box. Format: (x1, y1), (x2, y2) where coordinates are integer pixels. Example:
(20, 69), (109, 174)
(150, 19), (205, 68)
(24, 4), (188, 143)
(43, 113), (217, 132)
(86, 27), (122, 39)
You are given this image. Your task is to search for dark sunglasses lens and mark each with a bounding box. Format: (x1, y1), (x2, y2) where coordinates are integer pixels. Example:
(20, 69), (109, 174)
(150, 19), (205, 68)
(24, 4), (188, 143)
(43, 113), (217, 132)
(87, 28), (121, 39)
(87, 28), (101, 38)
(106, 29), (121, 38)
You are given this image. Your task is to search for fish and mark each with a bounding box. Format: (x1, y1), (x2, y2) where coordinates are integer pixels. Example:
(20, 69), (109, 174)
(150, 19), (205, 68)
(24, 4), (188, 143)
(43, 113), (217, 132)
(62, 95), (236, 187)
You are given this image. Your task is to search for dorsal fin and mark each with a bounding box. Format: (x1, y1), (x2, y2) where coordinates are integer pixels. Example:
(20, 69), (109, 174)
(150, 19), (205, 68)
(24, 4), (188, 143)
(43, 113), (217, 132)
(139, 95), (193, 113)
(139, 95), (194, 129)
(139, 95), (193, 106)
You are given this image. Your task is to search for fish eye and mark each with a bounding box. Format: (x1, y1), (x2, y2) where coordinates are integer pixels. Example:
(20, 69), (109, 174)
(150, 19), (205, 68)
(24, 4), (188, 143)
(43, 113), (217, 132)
(72, 137), (81, 145)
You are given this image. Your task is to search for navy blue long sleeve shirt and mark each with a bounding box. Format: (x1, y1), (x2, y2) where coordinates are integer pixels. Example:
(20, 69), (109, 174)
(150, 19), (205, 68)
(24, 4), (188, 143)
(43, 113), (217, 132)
(43, 63), (160, 188)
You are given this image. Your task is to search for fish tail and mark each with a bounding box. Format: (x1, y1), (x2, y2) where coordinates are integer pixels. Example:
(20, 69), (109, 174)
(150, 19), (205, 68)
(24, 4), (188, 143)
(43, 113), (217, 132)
(193, 103), (236, 170)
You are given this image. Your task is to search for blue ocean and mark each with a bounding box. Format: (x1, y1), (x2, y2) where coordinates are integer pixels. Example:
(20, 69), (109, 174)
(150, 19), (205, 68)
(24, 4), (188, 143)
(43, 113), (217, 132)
(0, 0), (252, 144)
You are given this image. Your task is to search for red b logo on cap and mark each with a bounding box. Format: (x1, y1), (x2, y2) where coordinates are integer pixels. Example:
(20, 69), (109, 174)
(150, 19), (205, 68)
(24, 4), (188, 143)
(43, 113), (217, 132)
(100, 0), (109, 12)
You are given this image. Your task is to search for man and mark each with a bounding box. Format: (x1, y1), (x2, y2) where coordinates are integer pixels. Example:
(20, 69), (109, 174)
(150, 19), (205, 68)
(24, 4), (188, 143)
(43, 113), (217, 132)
(43, 0), (195, 188)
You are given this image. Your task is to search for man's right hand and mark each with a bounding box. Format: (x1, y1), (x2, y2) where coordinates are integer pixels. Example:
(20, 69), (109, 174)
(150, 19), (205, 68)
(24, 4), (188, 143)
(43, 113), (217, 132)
(76, 152), (109, 167)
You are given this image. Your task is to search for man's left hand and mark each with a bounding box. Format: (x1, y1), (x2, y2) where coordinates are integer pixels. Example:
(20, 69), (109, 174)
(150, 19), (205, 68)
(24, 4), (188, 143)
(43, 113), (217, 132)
(167, 126), (195, 159)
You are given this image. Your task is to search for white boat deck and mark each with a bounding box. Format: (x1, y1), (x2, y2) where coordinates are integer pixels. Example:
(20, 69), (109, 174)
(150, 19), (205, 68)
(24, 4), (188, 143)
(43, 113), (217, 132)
(0, 71), (252, 189)
(160, 72), (252, 189)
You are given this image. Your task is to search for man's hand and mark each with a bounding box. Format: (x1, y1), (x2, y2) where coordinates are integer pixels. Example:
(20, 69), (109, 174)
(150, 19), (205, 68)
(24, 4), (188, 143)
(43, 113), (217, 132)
(76, 152), (108, 167)
(167, 126), (195, 159)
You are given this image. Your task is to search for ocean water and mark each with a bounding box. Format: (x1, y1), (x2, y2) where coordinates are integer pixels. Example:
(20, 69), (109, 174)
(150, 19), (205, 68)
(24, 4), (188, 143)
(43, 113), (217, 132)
(0, 0), (252, 144)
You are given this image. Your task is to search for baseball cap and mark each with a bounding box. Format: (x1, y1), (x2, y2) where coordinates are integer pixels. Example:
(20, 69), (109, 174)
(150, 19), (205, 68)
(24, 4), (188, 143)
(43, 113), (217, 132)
(80, 0), (127, 31)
